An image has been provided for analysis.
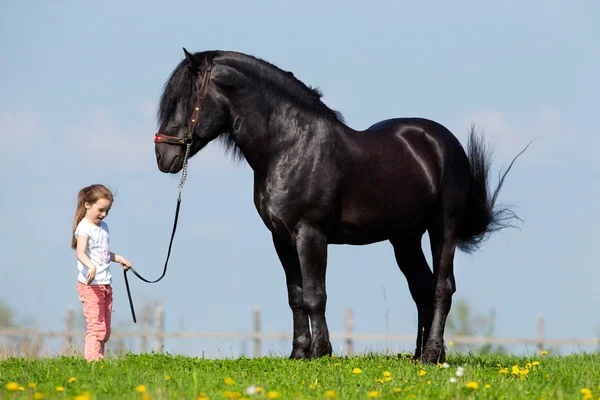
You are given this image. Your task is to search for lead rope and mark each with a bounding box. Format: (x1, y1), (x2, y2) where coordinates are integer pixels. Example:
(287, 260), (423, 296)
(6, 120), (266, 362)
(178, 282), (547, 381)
(123, 142), (191, 323)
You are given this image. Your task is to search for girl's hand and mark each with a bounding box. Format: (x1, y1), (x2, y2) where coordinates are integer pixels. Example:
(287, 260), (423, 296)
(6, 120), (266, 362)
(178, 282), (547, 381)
(116, 255), (131, 271)
(86, 266), (97, 285)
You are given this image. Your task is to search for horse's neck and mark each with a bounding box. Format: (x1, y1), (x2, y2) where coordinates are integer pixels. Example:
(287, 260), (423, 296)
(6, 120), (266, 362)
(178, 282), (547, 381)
(229, 98), (344, 173)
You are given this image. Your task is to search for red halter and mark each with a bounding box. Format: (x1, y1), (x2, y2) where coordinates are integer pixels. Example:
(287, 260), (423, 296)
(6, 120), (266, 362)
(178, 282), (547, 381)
(154, 59), (213, 146)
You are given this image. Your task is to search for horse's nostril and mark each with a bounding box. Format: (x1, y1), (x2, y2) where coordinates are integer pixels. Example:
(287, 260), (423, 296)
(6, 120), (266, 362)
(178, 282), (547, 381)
(155, 148), (162, 162)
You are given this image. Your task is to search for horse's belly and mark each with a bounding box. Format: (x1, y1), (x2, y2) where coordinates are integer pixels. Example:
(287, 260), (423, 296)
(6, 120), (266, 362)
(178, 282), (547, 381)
(329, 201), (429, 245)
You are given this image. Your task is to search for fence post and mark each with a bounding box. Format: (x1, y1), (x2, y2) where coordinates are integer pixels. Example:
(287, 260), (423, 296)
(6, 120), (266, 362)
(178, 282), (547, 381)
(253, 308), (261, 358)
(140, 306), (149, 353)
(345, 307), (353, 356)
(65, 306), (74, 353)
(537, 314), (545, 353)
(154, 305), (165, 353)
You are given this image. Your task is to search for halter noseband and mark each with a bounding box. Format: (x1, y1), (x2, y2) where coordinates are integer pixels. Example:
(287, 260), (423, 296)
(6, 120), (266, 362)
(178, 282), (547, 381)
(154, 59), (213, 146)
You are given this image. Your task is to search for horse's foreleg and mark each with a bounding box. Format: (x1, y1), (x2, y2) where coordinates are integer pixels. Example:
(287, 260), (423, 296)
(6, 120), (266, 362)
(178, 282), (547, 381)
(295, 224), (332, 358)
(272, 233), (311, 359)
(390, 235), (434, 360)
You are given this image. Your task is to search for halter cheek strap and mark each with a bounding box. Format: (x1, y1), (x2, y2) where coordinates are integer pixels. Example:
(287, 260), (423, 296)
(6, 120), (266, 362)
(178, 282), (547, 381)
(154, 60), (213, 146)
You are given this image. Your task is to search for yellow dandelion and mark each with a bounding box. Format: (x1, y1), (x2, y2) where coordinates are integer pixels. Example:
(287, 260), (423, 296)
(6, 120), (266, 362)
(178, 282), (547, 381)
(384, 377), (392, 382)
(222, 391), (241, 399)
(136, 384), (147, 393)
(56, 386), (65, 392)
(367, 391), (381, 398)
(68, 377), (77, 383)
(418, 369), (427, 376)
(449, 341), (454, 348)
(499, 368), (508, 374)
(197, 397), (208, 400)
(352, 367), (362, 374)
(5, 382), (18, 391)
(224, 377), (235, 385)
(532, 361), (540, 366)
(28, 382), (37, 389)
(393, 388), (402, 393)
(166, 375), (171, 380)
(580, 388), (592, 400)
(437, 363), (443, 368)
(383, 371), (391, 378)
(426, 380), (431, 385)
(74, 392), (92, 400)
(541, 350), (548, 355)
(309, 383), (319, 389)
(333, 362), (340, 367)
(377, 365), (382, 369)
(267, 391), (279, 399)
(324, 389), (336, 398)
(376, 378), (384, 384)
(33, 393), (45, 400)
(332, 354), (338, 358)
(519, 369), (530, 375)
(17, 386), (25, 391)
(511, 366), (520, 376)
(526, 362), (532, 368)
(256, 387), (263, 393)
(466, 382), (479, 389)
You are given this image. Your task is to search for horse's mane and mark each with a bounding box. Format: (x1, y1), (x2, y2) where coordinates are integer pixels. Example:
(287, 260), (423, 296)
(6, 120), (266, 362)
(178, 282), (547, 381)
(158, 50), (344, 129)
(215, 51), (345, 124)
(157, 50), (345, 162)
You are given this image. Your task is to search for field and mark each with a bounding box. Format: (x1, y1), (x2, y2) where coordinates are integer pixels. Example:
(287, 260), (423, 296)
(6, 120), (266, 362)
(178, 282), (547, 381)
(2, 351), (600, 399)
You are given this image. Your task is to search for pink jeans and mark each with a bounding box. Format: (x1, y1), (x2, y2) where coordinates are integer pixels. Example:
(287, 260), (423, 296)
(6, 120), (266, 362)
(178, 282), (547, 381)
(77, 281), (112, 361)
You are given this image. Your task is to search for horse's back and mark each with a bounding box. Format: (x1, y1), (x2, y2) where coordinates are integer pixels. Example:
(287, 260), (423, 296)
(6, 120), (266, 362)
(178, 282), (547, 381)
(330, 117), (469, 244)
(360, 117), (469, 179)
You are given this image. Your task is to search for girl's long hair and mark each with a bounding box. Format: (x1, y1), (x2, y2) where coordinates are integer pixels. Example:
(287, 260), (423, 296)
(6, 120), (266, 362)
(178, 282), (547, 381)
(71, 184), (114, 249)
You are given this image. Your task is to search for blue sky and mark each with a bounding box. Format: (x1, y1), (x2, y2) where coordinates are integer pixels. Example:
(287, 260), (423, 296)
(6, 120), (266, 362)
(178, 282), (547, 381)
(1, 1), (599, 358)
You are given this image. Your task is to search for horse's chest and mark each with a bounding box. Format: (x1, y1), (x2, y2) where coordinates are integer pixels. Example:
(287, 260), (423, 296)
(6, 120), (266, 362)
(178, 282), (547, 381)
(253, 181), (296, 237)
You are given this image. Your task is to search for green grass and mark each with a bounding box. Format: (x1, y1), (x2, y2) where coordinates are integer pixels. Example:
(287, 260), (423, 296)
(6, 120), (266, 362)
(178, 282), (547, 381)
(1, 352), (600, 399)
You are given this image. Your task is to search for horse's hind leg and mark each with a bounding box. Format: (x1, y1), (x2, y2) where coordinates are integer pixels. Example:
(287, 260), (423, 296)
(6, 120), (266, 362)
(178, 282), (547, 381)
(421, 213), (458, 364)
(390, 234), (434, 359)
(272, 232), (311, 359)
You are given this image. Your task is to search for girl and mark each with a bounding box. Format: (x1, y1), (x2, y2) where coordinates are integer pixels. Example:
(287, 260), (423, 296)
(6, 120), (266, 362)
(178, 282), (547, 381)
(71, 184), (131, 361)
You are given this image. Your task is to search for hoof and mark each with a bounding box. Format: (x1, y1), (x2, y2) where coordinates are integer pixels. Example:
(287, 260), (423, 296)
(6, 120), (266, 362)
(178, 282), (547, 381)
(308, 340), (332, 359)
(420, 346), (446, 364)
(289, 348), (310, 360)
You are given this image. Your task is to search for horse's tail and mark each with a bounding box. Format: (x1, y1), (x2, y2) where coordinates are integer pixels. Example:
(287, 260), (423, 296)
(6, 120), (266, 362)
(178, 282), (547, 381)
(456, 125), (533, 253)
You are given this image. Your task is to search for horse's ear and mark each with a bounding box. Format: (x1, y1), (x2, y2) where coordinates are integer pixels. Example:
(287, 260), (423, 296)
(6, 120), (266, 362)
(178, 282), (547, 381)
(183, 47), (201, 71)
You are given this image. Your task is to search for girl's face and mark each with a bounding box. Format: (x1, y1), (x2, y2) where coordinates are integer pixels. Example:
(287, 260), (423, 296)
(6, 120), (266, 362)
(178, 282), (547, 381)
(85, 198), (112, 226)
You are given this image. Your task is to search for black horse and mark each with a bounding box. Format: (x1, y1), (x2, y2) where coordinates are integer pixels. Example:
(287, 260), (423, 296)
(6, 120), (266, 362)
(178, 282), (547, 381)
(154, 49), (527, 363)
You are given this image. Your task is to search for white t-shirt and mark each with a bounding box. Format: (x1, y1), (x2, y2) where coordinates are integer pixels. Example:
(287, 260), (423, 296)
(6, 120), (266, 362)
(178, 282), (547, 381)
(74, 218), (112, 285)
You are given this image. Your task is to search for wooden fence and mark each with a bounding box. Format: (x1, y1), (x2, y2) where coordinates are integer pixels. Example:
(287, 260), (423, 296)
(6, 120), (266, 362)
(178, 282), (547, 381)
(1, 306), (598, 358)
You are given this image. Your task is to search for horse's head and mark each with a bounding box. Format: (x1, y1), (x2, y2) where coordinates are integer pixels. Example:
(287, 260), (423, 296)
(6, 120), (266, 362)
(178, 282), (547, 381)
(154, 48), (228, 173)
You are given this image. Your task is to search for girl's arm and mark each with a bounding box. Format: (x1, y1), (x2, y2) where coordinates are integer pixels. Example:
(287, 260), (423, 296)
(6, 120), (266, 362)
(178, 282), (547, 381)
(76, 235), (97, 284)
(76, 236), (96, 270)
(111, 252), (132, 270)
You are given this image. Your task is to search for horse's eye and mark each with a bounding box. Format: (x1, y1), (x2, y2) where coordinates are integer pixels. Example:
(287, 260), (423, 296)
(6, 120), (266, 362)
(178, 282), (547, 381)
(167, 124), (182, 131)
